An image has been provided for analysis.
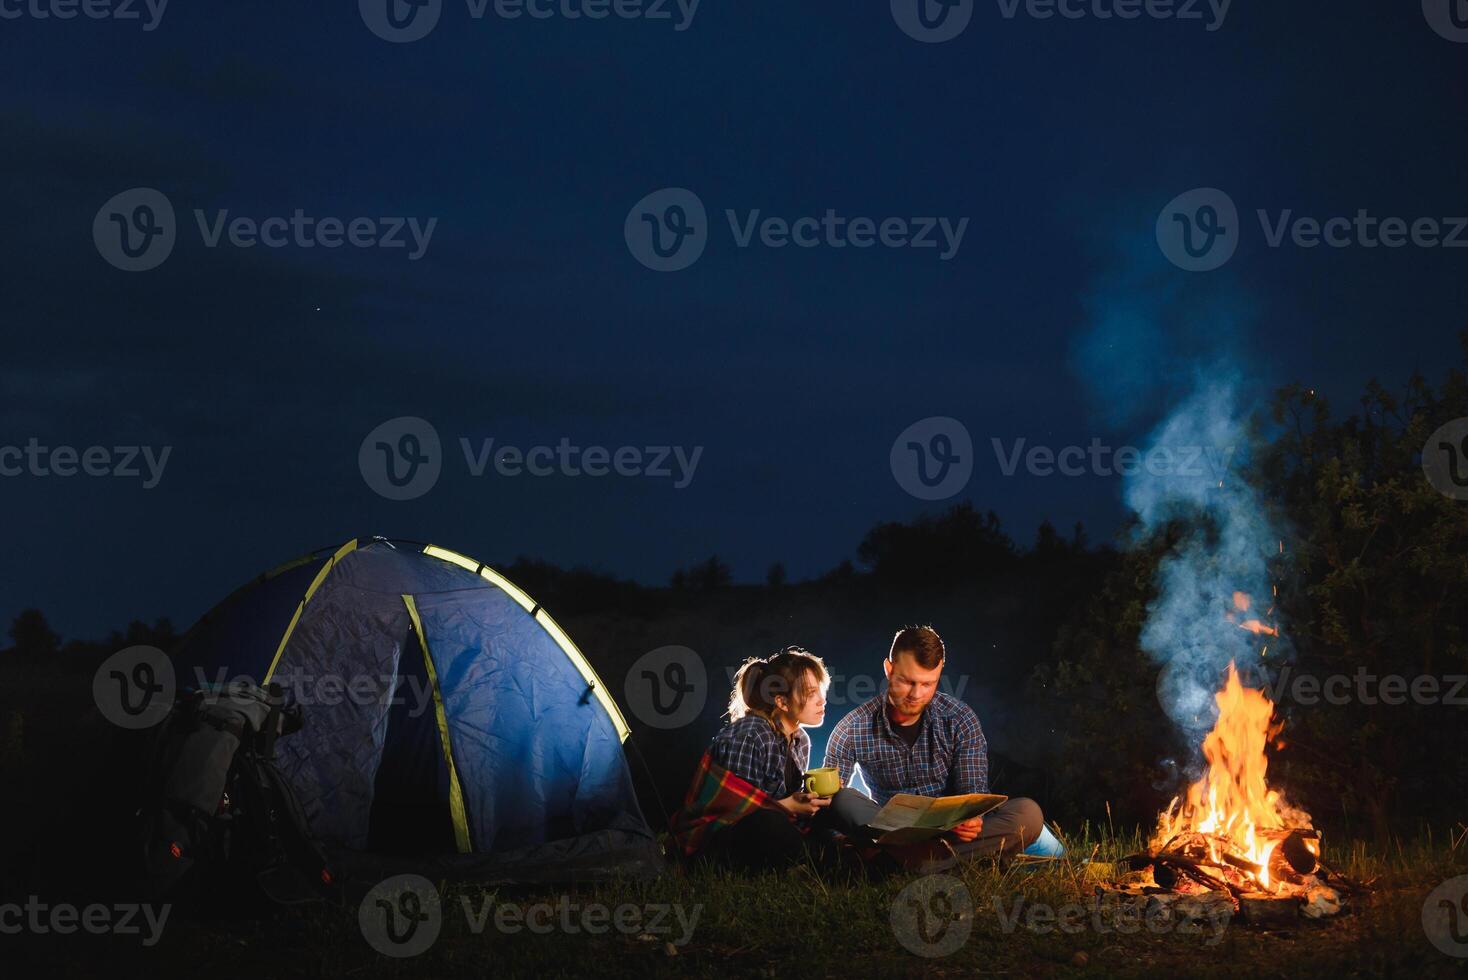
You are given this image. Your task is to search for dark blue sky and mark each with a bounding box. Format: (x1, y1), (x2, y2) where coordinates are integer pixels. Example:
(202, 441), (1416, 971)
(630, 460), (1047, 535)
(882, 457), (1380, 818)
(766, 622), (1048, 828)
(2, 1), (1464, 639)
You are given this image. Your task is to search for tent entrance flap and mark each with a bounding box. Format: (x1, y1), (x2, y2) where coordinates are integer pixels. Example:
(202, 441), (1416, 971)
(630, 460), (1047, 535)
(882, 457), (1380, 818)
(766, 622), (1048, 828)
(403, 594), (473, 854)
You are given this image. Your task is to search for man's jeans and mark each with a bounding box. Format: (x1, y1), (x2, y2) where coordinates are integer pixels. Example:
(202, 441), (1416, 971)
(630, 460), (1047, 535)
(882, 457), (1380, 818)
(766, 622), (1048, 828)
(826, 790), (1059, 861)
(704, 790), (1062, 872)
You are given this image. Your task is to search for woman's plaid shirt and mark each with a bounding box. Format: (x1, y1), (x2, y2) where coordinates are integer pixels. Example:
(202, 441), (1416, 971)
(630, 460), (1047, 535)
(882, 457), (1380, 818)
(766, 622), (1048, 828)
(822, 689), (989, 805)
(708, 714), (810, 799)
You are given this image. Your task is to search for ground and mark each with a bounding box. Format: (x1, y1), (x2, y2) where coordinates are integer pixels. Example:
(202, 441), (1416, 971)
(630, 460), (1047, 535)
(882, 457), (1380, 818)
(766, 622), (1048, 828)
(6, 826), (1467, 978)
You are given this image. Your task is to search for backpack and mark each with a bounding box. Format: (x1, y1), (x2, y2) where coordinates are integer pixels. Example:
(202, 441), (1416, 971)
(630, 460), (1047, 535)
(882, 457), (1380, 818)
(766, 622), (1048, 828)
(138, 680), (334, 908)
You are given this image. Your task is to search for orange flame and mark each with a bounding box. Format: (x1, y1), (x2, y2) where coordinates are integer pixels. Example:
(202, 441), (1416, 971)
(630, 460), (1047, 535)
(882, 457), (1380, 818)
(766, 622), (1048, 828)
(1153, 662), (1310, 890)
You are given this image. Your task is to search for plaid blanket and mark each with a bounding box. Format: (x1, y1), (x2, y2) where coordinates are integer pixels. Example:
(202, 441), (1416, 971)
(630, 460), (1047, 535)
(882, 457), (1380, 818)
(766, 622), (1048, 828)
(669, 749), (799, 856)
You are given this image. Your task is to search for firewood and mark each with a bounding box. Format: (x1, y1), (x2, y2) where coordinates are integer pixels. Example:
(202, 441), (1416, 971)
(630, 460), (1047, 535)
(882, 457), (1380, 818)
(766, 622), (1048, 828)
(1278, 830), (1321, 875)
(1221, 852), (1264, 877)
(1239, 893), (1300, 927)
(1151, 854), (1248, 898)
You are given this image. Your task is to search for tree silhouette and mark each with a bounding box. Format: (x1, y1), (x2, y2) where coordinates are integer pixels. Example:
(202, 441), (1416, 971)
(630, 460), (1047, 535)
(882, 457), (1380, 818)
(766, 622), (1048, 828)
(858, 502), (1017, 584)
(671, 556), (732, 592)
(7, 609), (60, 658)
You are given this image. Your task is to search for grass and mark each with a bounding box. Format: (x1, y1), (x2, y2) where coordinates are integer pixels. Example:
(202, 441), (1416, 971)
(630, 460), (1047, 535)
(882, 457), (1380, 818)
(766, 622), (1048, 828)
(8, 823), (1468, 978)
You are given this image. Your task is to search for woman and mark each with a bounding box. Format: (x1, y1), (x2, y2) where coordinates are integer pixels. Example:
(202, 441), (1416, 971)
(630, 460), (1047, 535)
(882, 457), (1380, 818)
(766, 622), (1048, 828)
(670, 646), (881, 872)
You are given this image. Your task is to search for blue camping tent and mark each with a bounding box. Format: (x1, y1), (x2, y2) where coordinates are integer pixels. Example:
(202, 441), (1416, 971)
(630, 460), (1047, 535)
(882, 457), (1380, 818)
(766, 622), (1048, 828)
(173, 537), (662, 881)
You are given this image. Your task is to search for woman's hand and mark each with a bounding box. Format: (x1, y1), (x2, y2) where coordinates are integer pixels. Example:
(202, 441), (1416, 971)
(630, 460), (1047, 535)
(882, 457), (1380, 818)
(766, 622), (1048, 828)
(776, 791), (832, 818)
(951, 816), (983, 842)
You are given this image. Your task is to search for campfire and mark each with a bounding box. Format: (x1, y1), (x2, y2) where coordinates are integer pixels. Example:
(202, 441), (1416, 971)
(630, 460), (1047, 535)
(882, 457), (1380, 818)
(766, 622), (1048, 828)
(1109, 594), (1365, 927)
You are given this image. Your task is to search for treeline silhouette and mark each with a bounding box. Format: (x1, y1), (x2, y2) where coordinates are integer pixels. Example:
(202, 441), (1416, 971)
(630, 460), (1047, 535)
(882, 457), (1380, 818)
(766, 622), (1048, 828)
(3, 335), (1466, 862)
(0, 502), (1101, 657)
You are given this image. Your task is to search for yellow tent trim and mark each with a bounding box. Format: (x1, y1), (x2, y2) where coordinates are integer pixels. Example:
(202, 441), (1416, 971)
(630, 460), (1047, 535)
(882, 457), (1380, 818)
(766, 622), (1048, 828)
(422, 544), (632, 742)
(534, 609), (632, 742)
(264, 538), (358, 683)
(402, 594), (473, 854)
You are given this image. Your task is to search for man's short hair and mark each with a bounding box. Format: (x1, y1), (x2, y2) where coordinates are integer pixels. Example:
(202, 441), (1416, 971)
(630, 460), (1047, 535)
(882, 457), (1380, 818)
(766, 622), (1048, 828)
(888, 625), (945, 669)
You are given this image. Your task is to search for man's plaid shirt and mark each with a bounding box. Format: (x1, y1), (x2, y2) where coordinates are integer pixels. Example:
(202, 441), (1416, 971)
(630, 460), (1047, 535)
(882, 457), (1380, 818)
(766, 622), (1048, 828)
(708, 714), (810, 799)
(822, 689), (989, 805)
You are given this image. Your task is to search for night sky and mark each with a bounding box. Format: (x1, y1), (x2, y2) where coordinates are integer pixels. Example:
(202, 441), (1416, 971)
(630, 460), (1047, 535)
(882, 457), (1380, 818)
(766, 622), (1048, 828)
(2, 1), (1464, 639)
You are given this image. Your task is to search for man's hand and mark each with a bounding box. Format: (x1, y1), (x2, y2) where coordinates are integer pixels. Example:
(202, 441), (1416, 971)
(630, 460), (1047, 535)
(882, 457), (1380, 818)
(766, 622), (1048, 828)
(776, 792), (833, 818)
(951, 816), (983, 842)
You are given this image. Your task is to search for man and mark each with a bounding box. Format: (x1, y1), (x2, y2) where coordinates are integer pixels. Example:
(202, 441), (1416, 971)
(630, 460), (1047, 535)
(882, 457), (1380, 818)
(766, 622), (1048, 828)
(823, 625), (1061, 864)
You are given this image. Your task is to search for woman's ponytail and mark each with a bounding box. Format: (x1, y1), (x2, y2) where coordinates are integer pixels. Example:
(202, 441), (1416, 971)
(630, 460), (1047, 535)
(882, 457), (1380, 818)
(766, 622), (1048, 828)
(726, 656), (769, 722)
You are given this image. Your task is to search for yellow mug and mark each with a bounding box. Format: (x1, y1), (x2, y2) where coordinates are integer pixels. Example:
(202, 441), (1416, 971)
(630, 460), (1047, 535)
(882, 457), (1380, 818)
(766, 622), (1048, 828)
(803, 767), (841, 798)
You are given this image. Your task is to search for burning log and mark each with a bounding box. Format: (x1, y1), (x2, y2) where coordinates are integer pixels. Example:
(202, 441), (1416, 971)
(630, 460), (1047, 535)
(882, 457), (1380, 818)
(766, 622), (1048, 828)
(1124, 850), (1248, 898)
(1147, 664), (1334, 902)
(1112, 603), (1359, 923)
(1276, 829), (1320, 875)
